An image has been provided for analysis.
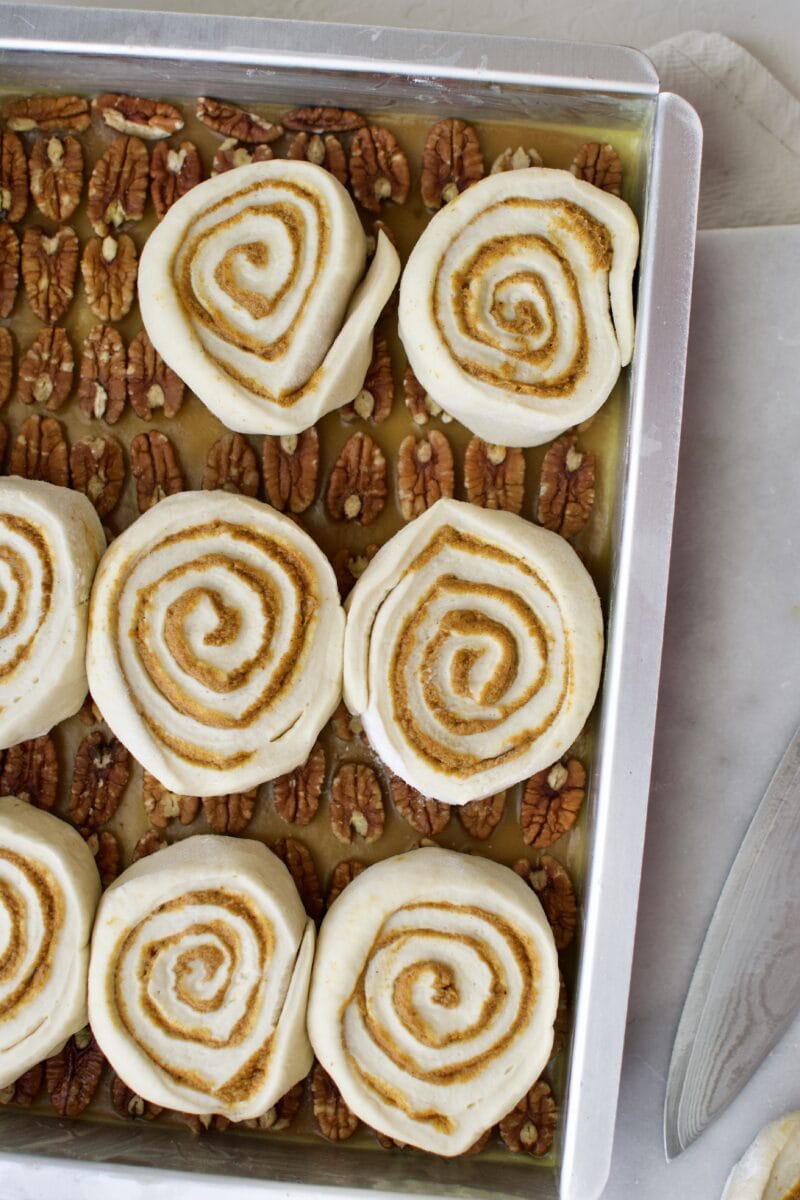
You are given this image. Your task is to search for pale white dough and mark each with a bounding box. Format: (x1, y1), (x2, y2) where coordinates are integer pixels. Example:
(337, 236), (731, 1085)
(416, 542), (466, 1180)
(0, 477), (105, 750)
(307, 847), (559, 1155)
(0, 796), (101, 1087)
(399, 167), (639, 446)
(139, 159), (400, 435)
(86, 490), (344, 796)
(88, 836), (314, 1120)
(722, 1111), (800, 1200)
(343, 497), (603, 804)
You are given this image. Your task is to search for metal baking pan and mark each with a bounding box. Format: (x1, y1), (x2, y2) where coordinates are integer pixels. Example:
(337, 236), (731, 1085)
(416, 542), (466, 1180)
(0, 6), (701, 1198)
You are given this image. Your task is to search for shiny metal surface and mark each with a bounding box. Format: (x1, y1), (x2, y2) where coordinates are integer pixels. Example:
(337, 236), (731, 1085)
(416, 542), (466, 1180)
(665, 722), (800, 1159)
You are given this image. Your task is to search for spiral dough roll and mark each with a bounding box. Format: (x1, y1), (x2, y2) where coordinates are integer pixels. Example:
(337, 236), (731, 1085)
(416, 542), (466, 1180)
(344, 498), (603, 805)
(139, 160), (401, 435)
(88, 836), (314, 1119)
(399, 167), (639, 446)
(0, 797), (101, 1086)
(308, 848), (559, 1155)
(86, 491), (345, 796)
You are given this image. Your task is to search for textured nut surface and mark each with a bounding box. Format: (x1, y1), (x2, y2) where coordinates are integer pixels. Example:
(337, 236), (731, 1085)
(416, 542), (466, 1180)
(150, 140), (202, 218)
(457, 791), (506, 840)
(9, 415), (69, 486)
(21, 225), (78, 324)
(397, 430), (454, 521)
(0, 420), (7, 469)
(341, 333), (393, 423)
(570, 142), (623, 195)
(6, 95), (90, 133)
(514, 854), (578, 950)
(46, 1029), (105, 1118)
(287, 132), (347, 186)
(521, 758), (585, 848)
(78, 324), (127, 424)
(0, 225), (20, 319)
(537, 433), (596, 538)
(0, 1063), (44, 1107)
(18, 326), (74, 411)
(110, 1073), (163, 1120)
(126, 328), (184, 419)
(93, 93), (184, 139)
(69, 731), (131, 833)
(232, 1080), (304, 1133)
(69, 435), (125, 517)
(330, 762), (385, 844)
(0, 328), (13, 407)
(0, 131), (28, 223)
(330, 700), (366, 744)
(0, 735), (58, 810)
(143, 769), (200, 829)
(81, 234), (138, 322)
(388, 770), (450, 836)
(421, 118), (484, 209)
(490, 145), (543, 173)
(85, 829), (121, 887)
(326, 432), (387, 525)
(283, 106), (365, 133)
(202, 432), (260, 496)
(202, 790), (257, 835)
(326, 859), (366, 909)
(87, 135), (149, 236)
(312, 1063), (358, 1141)
(132, 830), (166, 860)
(262, 427), (319, 514)
(331, 544), (378, 601)
(196, 97), (283, 144)
(273, 743), (326, 826)
(211, 139), (272, 176)
(402, 365), (450, 425)
(29, 136), (84, 222)
(272, 836), (323, 920)
(464, 438), (525, 514)
(349, 126), (410, 212)
(552, 972), (569, 1058)
(130, 429), (185, 512)
(499, 1080), (557, 1156)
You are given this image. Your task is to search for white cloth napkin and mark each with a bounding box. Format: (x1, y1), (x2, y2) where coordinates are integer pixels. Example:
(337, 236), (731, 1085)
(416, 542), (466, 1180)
(646, 31), (800, 229)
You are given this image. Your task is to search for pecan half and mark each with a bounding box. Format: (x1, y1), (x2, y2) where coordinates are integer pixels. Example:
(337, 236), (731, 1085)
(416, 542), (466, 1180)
(211, 138), (272, 175)
(273, 743), (325, 826)
(196, 97), (282, 144)
(21, 225), (78, 324)
(0, 735), (58, 810)
(69, 435), (125, 517)
(312, 1063), (358, 1140)
(93, 93), (184, 139)
(78, 324), (127, 424)
(499, 1080), (557, 1156)
(9, 415), (69, 486)
(126, 328), (184, 419)
(326, 432), (387, 525)
(110, 1074), (163, 1120)
(202, 790), (257, 835)
(262, 427), (319, 514)
(341, 332), (393, 423)
(85, 829), (121, 887)
(237, 1080), (303, 1132)
(0, 131), (28, 222)
(130, 430), (185, 512)
(402, 365), (450, 425)
(330, 762), (384, 845)
(18, 327), (73, 411)
(28, 136), (83, 222)
(571, 142), (623, 196)
(326, 859), (366, 909)
(330, 700), (366, 744)
(287, 132), (346, 186)
(0, 225), (20, 318)
(421, 118), (484, 209)
(521, 759), (585, 849)
(5, 95), (90, 133)
(0, 420), (7, 469)
(272, 837), (323, 920)
(490, 145), (543, 173)
(514, 854), (578, 950)
(350, 126), (410, 212)
(0, 1063), (43, 1107)
(537, 433), (596, 538)
(0, 328), (13, 407)
(552, 972), (569, 1058)
(77, 693), (104, 726)
(457, 791), (506, 840)
(150, 140), (202, 218)
(283, 106), (365, 133)
(397, 430), (454, 521)
(132, 830), (166, 860)
(388, 770), (450, 836)
(69, 731), (131, 833)
(46, 1028), (105, 1117)
(143, 769), (200, 829)
(87, 135), (149, 236)
(81, 234), (138, 322)
(331, 544), (378, 601)
(464, 438), (525, 514)
(202, 432), (260, 496)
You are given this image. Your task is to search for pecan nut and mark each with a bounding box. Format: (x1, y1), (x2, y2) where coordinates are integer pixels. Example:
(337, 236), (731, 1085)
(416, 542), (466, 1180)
(143, 769), (200, 829)
(287, 132), (346, 186)
(0, 131), (28, 223)
(350, 126), (410, 212)
(330, 700), (366, 744)
(0, 734), (58, 810)
(21, 225), (79, 324)
(326, 859), (366, 909)
(0, 1063), (44, 1107)
(110, 1073), (163, 1120)
(326, 432), (387, 525)
(0, 328), (13, 407)
(273, 743), (325, 826)
(81, 234), (138, 322)
(521, 758), (585, 849)
(196, 97), (283, 144)
(388, 770), (450, 836)
(514, 854), (578, 950)
(457, 791), (506, 840)
(132, 830), (166, 860)
(272, 836), (323, 920)
(490, 146), (543, 173)
(570, 142), (623, 196)
(464, 438), (525, 514)
(126, 328), (184, 419)
(46, 1028), (105, 1118)
(0, 420), (8, 469)
(0, 225), (20, 319)
(236, 1080), (303, 1132)
(397, 430), (454, 521)
(283, 106), (365, 133)
(421, 118), (484, 209)
(19, 327), (74, 410)
(202, 790), (257, 835)
(202, 432), (260, 496)
(93, 93), (184, 140)
(130, 430), (185, 512)
(402, 365), (451, 425)
(87, 135), (149, 236)
(28, 136), (84, 222)
(499, 1080), (557, 1156)
(330, 762), (385, 845)
(5, 95), (90, 133)
(78, 324), (127, 424)
(9, 415), (69, 486)
(262, 427), (319, 514)
(331, 544), (378, 601)
(69, 731), (131, 833)
(312, 1063), (358, 1140)
(552, 972), (569, 1058)
(537, 433), (596, 538)
(211, 138), (272, 176)
(150, 140), (202, 218)
(85, 829), (121, 887)
(341, 332), (393, 423)
(69, 435), (125, 517)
